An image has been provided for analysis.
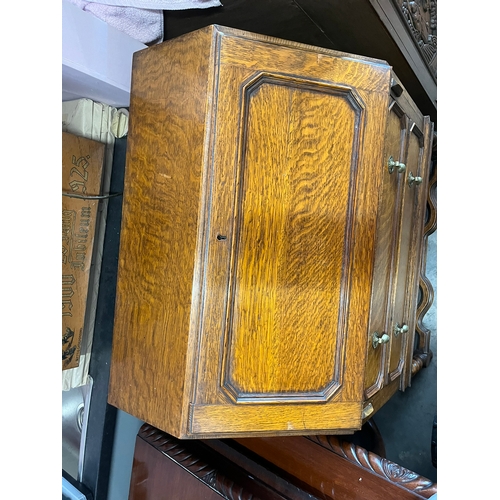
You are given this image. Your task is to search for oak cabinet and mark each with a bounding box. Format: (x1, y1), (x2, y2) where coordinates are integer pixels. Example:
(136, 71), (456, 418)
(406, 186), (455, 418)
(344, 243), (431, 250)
(108, 25), (433, 438)
(363, 84), (433, 417)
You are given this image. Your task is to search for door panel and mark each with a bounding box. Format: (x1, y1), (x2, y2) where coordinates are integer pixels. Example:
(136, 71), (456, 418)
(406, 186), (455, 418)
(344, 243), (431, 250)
(388, 121), (427, 383)
(188, 33), (391, 436)
(225, 79), (359, 402)
(400, 118), (433, 388)
(388, 175), (414, 381)
(364, 100), (407, 398)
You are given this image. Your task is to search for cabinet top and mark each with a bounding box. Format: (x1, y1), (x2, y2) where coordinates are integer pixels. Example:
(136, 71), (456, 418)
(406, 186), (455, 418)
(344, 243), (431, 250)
(167, 24), (392, 69)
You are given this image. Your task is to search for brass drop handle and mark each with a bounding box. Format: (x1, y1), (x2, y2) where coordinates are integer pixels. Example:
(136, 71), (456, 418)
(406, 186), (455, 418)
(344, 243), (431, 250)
(407, 172), (423, 187)
(372, 332), (390, 349)
(388, 156), (406, 174)
(394, 323), (409, 337)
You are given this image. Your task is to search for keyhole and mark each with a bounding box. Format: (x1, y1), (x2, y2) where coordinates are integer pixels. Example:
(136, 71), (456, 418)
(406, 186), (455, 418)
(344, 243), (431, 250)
(216, 234), (227, 241)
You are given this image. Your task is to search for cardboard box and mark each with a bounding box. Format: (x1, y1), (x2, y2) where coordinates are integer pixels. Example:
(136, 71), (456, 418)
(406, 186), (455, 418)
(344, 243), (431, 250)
(62, 132), (104, 370)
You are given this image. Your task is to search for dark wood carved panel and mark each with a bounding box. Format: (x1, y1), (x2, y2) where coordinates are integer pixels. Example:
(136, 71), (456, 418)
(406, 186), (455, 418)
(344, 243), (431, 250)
(130, 424), (437, 499)
(308, 435), (437, 498)
(413, 135), (437, 374)
(394, 1), (437, 78)
(136, 425), (255, 498)
(129, 437), (224, 500)
(134, 424), (274, 500)
(236, 434), (437, 499)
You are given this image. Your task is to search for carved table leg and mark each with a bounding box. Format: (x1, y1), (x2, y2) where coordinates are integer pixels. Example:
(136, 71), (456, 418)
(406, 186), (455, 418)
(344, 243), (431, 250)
(413, 138), (437, 375)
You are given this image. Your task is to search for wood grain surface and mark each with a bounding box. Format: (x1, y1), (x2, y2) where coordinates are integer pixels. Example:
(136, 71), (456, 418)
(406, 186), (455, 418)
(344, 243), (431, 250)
(189, 401), (361, 437)
(236, 435), (436, 499)
(226, 81), (359, 399)
(108, 26), (217, 435)
(129, 422), (437, 499)
(108, 25), (433, 439)
(387, 122), (421, 382)
(363, 71), (433, 405)
(413, 137), (436, 373)
(129, 437), (224, 500)
(187, 27), (390, 436)
(402, 116), (433, 388)
(163, 1), (437, 123)
(308, 434), (437, 498)
(131, 424), (309, 499)
(364, 99), (406, 397)
(362, 117), (433, 415)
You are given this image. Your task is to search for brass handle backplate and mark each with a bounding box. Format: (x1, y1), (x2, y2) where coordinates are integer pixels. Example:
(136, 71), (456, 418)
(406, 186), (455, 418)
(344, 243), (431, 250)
(407, 172), (423, 187)
(388, 156), (406, 174)
(362, 403), (374, 419)
(372, 332), (390, 349)
(394, 323), (409, 337)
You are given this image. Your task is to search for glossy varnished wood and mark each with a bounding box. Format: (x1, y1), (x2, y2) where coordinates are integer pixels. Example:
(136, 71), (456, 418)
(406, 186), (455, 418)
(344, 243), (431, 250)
(185, 27), (391, 438)
(129, 424), (437, 499)
(109, 25), (433, 439)
(108, 26), (217, 434)
(236, 435), (437, 499)
(364, 73), (433, 406)
(163, 0), (437, 122)
(364, 99), (407, 398)
(228, 84), (355, 398)
(401, 116), (433, 388)
(413, 141), (436, 373)
(128, 437), (223, 500)
(130, 424), (314, 500)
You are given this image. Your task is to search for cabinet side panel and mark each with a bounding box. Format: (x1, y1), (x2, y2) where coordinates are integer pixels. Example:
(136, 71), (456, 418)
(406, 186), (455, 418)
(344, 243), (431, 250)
(108, 28), (214, 435)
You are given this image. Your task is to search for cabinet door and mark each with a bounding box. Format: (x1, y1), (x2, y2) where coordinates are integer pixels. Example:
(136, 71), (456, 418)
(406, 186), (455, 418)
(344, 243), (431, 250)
(186, 33), (391, 437)
(391, 116), (433, 390)
(364, 97), (433, 402)
(364, 99), (408, 400)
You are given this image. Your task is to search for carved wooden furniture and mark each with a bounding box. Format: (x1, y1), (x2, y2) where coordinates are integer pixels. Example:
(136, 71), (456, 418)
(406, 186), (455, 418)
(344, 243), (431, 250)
(361, 72), (433, 422)
(413, 139), (436, 374)
(108, 25), (434, 439)
(128, 423), (438, 499)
